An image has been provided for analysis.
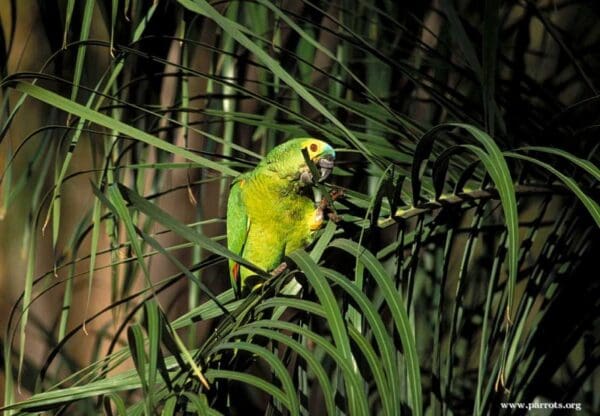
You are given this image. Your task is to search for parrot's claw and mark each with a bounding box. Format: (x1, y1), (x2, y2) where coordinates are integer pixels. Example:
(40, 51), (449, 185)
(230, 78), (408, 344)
(318, 198), (328, 211)
(318, 188), (344, 211)
(270, 262), (288, 277)
(312, 187), (344, 226)
(327, 212), (341, 223)
(329, 188), (344, 201)
(300, 170), (313, 184)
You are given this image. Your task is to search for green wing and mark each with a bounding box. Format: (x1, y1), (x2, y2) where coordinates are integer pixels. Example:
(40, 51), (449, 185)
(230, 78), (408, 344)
(226, 176), (250, 295)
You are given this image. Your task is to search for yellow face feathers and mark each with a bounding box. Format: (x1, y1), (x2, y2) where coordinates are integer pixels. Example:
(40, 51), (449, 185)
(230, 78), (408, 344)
(257, 137), (336, 184)
(301, 139), (336, 162)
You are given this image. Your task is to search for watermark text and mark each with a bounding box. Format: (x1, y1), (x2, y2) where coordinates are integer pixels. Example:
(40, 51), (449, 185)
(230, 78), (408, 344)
(500, 402), (582, 412)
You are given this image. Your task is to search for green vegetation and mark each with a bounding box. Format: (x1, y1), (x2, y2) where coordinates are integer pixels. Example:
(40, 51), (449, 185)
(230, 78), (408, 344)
(0, 0), (598, 414)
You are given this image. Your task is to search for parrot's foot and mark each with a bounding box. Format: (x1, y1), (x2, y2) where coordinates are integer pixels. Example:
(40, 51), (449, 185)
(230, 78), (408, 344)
(270, 262), (288, 277)
(318, 188), (344, 209)
(329, 187), (344, 201)
(315, 187), (344, 225)
(327, 211), (341, 223)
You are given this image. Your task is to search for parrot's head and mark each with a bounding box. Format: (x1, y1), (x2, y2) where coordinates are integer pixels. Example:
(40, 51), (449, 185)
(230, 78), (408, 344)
(261, 138), (336, 185)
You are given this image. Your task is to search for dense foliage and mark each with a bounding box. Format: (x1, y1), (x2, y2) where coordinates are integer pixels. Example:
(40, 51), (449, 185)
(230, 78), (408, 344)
(1, 0), (599, 414)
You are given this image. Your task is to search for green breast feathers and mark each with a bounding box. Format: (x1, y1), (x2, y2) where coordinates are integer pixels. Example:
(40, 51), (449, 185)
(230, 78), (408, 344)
(226, 138), (335, 296)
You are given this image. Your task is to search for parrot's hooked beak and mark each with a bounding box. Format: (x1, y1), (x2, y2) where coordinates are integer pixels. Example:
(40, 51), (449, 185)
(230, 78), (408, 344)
(300, 143), (335, 185)
(317, 156), (334, 182)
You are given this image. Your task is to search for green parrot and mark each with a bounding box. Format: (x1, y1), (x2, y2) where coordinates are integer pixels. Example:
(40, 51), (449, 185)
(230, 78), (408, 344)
(227, 138), (336, 296)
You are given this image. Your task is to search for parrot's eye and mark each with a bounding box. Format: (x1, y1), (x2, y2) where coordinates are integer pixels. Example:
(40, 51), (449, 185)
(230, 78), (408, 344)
(309, 143), (318, 152)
